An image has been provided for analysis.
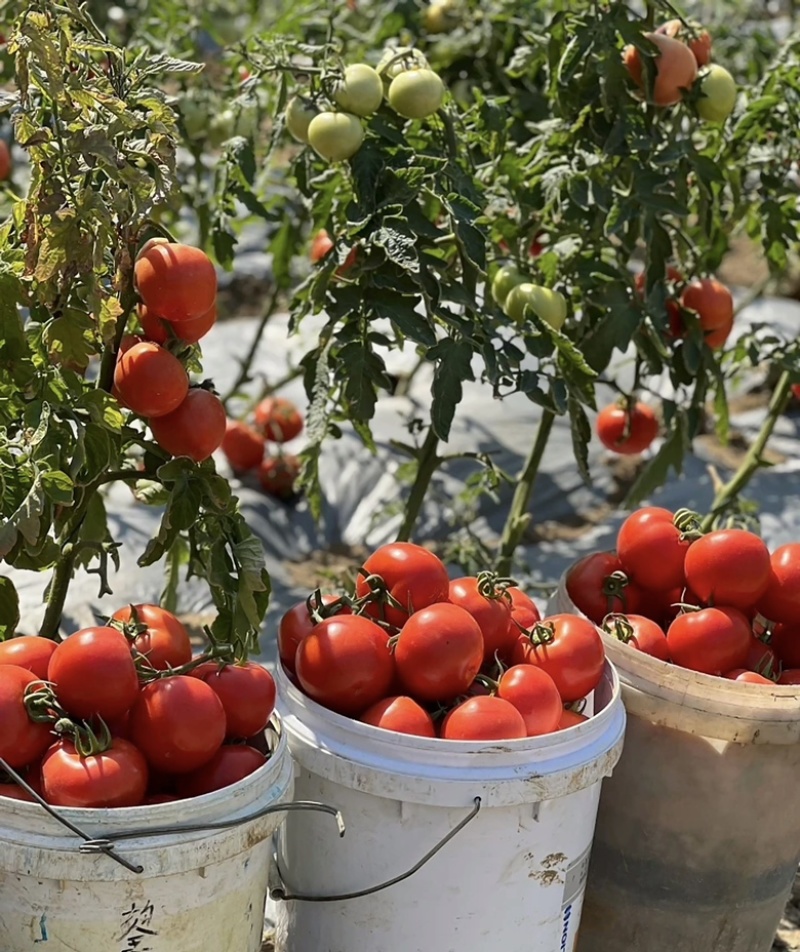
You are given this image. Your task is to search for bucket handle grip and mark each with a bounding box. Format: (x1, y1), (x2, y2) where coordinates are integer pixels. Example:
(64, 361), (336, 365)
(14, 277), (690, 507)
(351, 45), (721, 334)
(270, 796), (482, 903)
(1, 754), (344, 875)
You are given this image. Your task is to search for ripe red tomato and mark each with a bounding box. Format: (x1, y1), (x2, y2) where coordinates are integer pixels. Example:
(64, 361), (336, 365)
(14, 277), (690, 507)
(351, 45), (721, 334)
(114, 342), (189, 418)
(777, 669), (800, 685)
(0, 139), (12, 181)
(596, 402), (659, 455)
(48, 627), (140, 721)
(201, 663), (276, 739)
(557, 708), (588, 730)
(149, 388), (227, 462)
(111, 603), (192, 671)
(254, 396), (304, 443)
(497, 665), (563, 737)
(792, 384), (800, 400)
(278, 594), (349, 674)
(511, 614), (605, 702)
(41, 738), (149, 808)
(175, 745), (266, 798)
(310, 229), (334, 263)
(258, 454), (301, 499)
(616, 507), (690, 593)
(129, 676), (226, 773)
(770, 623), (800, 669)
(565, 551), (645, 624)
(758, 544), (800, 625)
(684, 529), (771, 613)
(635, 266), (684, 338)
(360, 696), (437, 738)
(0, 666), (54, 769)
(603, 614), (670, 661)
(680, 278), (734, 349)
(134, 241), (217, 323)
(221, 420), (265, 472)
(0, 782), (35, 802)
(295, 615), (394, 716)
(355, 542), (450, 628)
(723, 669), (774, 685)
(666, 607), (752, 675)
(507, 587), (540, 626)
(448, 576), (513, 664)
(139, 302), (217, 345)
(0, 636), (58, 680)
(441, 696), (526, 741)
(395, 603), (484, 703)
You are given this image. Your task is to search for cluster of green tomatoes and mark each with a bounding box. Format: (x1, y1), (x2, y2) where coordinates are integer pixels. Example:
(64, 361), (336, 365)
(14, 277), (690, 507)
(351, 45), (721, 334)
(284, 47), (446, 162)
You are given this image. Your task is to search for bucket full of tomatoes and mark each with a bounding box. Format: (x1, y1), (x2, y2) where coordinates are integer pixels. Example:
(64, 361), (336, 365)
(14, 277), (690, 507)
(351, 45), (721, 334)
(268, 542), (627, 952)
(548, 506), (800, 952)
(0, 605), (317, 952)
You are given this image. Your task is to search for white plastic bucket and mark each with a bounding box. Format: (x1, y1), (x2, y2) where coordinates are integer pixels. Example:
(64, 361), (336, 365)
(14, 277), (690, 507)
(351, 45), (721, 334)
(271, 660), (626, 952)
(0, 718), (294, 952)
(549, 574), (800, 952)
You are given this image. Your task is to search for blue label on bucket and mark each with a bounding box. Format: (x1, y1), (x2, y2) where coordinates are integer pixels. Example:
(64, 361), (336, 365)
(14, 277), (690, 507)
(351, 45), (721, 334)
(560, 847), (591, 952)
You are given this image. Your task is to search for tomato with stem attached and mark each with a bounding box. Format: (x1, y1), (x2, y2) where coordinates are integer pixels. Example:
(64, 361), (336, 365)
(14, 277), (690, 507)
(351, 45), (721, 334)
(441, 696), (526, 741)
(200, 663), (276, 739)
(149, 388), (227, 462)
(285, 96), (317, 144)
(0, 636), (58, 680)
(129, 676), (227, 774)
(355, 542), (450, 628)
(138, 302), (217, 346)
(388, 69), (445, 119)
(114, 342), (189, 418)
(507, 587), (541, 636)
(48, 627), (139, 721)
(491, 264), (524, 308)
(278, 593), (350, 674)
(0, 666), (53, 769)
(333, 64), (383, 117)
(511, 614), (605, 702)
(603, 614), (670, 662)
(623, 32), (698, 107)
(696, 65), (737, 122)
(497, 665), (563, 737)
(307, 111), (364, 162)
(565, 551), (645, 624)
(395, 603), (484, 703)
(616, 507), (691, 593)
(679, 278), (734, 349)
(360, 696), (436, 738)
(254, 397), (304, 443)
(656, 19), (712, 67)
(758, 544), (800, 625)
(684, 529), (771, 614)
(111, 603), (192, 671)
(41, 738), (148, 808)
(666, 606), (752, 675)
(295, 615), (394, 716)
(596, 401), (659, 455)
(448, 575), (513, 664)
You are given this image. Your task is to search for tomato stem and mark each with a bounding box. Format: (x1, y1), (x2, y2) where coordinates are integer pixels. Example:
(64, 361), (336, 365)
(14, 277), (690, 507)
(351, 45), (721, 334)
(395, 426), (441, 543)
(700, 370), (793, 532)
(495, 409), (556, 576)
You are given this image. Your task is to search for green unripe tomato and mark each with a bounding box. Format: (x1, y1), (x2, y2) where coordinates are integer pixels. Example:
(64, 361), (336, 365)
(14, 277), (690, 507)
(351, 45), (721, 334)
(376, 46), (430, 92)
(388, 69), (446, 120)
(307, 111), (365, 162)
(696, 65), (737, 123)
(491, 265), (524, 307)
(333, 64), (384, 117)
(504, 283), (568, 330)
(285, 96), (318, 144)
(423, 0), (461, 34)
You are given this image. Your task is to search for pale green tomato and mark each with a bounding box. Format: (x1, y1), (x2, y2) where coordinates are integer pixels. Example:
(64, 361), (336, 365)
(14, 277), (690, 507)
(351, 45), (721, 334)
(504, 283), (568, 330)
(491, 265), (524, 307)
(376, 46), (430, 91)
(423, 0), (461, 34)
(307, 111), (365, 162)
(208, 109), (236, 148)
(333, 64), (384, 117)
(696, 65), (737, 123)
(388, 69), (446, 120)
(285, 96), (318, 144)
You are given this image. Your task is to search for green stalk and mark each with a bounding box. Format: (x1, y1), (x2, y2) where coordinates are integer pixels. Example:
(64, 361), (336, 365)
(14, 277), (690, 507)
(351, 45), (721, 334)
(495, 409), (556, 577)
(701, 370), (793, 532)
(395, 427), (441, 543)
(221, 284), (281, 409)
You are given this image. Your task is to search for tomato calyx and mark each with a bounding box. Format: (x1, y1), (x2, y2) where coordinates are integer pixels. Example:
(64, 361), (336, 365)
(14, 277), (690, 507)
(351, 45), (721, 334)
(305, 587), (351, 624)
(354, 570), (407, 630)
(519, 620), (558, 648)
(475, 570), (516, 603)
(673, 507), (704, 539)
(602, 613), (636, 645)
(600, 570), (637, 614)
(55, 715), (115, 758)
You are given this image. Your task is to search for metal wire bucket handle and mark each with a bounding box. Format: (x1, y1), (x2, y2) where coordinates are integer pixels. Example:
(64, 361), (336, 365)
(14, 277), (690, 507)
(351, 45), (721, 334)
(269, 796), (483, 903)
(0, 754), (344, 875)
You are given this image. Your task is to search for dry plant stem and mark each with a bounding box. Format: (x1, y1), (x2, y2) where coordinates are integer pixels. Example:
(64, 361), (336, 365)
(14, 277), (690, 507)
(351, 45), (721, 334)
(495, 409), (556, 578)
(700, 370), (793, 532)
(221, 284), (282, 408)
(395, 427), (441, 543)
